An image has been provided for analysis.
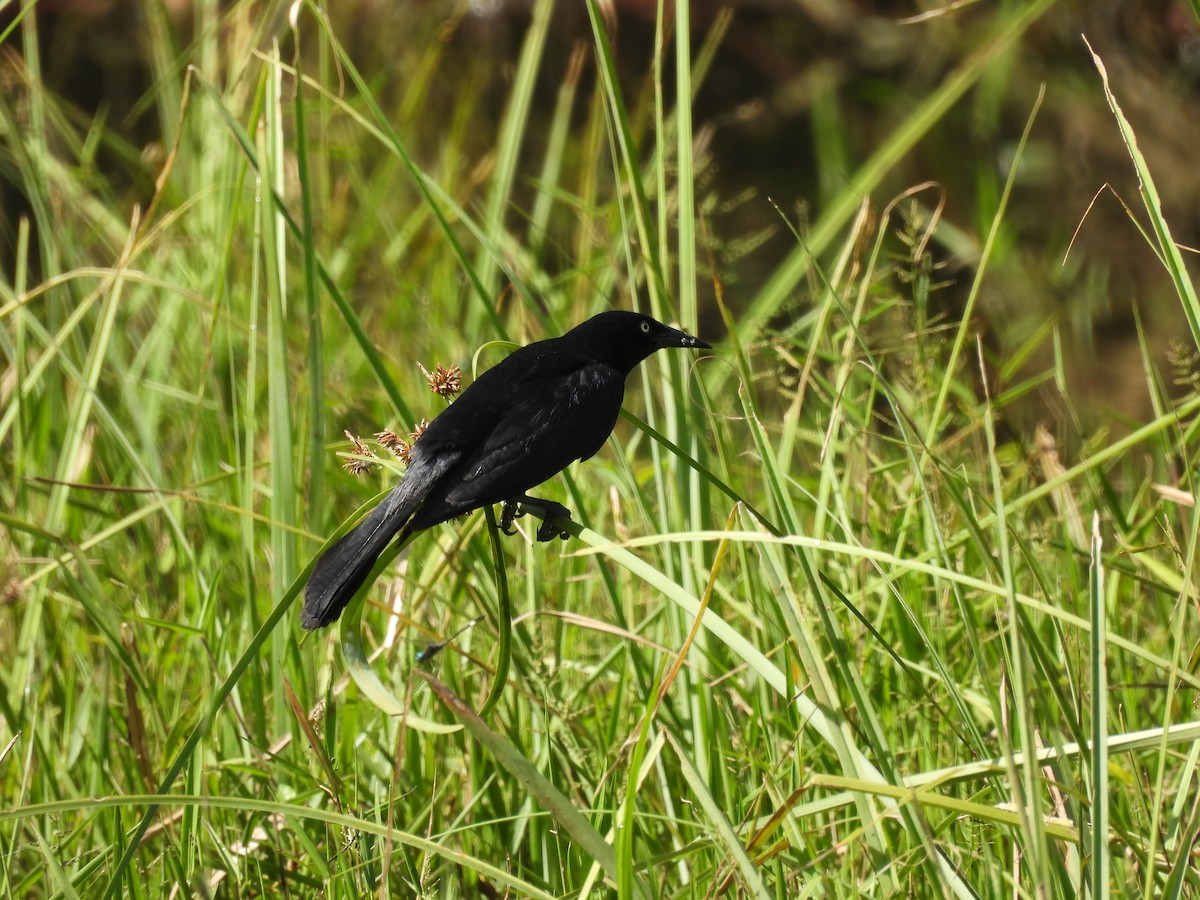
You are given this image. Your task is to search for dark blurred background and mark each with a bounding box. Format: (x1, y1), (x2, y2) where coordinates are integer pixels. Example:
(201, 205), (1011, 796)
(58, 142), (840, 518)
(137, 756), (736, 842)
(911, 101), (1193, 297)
(4, 0), (1199, 423)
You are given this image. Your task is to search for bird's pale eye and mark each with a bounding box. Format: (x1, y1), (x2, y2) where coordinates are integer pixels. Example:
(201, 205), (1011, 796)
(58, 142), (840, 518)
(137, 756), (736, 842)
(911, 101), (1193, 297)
(640, 322), (650, 333)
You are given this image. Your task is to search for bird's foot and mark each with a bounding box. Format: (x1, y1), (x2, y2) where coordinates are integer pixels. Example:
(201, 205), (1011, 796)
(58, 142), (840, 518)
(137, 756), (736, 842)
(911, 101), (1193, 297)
(535, 514), (572, 543)
(499, 499), (525, 536)
(508, 495), (573, 542)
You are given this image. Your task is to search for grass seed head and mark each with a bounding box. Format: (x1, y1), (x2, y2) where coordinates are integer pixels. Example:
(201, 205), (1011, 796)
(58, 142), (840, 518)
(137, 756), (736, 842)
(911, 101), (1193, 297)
(341, 430), (378, 476)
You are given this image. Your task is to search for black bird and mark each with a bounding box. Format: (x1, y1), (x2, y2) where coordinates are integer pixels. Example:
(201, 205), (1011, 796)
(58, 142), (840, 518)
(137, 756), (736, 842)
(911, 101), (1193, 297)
(301, 310), (710, 630)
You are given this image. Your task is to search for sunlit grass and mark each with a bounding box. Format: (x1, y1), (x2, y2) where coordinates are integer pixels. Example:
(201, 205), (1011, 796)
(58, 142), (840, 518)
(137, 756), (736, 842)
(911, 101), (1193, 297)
(1, 1), (1198, 897)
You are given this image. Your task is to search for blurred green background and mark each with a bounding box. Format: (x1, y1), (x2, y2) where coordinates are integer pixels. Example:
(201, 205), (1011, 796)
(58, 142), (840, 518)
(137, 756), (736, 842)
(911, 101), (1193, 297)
(5, 0), (1199, 421)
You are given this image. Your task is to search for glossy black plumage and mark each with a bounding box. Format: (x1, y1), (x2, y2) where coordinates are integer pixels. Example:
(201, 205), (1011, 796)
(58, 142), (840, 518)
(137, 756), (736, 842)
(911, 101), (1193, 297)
(301, 311), (710, 630)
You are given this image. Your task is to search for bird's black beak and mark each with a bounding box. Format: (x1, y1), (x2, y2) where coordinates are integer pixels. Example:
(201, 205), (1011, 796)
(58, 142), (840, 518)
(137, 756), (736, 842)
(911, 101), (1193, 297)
(661, 325), (711, 351)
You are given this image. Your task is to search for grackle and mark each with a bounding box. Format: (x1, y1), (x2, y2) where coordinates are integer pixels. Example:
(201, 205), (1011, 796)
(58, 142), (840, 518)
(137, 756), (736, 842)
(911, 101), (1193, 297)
(301, 311), (710, 629)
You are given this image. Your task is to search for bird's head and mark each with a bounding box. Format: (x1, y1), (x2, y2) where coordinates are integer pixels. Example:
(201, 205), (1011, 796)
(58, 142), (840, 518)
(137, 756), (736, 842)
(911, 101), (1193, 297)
(566, 310), (711, 374)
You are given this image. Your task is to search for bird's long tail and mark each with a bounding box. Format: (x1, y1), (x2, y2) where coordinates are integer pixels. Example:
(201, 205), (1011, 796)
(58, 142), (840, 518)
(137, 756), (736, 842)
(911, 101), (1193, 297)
(301, 486), (420, 630)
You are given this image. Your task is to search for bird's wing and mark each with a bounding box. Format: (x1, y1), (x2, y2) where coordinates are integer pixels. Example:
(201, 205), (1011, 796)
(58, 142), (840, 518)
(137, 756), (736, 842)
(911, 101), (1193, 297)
(409, 363), (624, 527)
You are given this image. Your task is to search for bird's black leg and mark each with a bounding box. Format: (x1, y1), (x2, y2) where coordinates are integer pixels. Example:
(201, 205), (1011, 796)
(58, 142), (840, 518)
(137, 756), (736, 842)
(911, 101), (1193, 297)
(509, 495), (573, 542)
(498, 499), (525, 535)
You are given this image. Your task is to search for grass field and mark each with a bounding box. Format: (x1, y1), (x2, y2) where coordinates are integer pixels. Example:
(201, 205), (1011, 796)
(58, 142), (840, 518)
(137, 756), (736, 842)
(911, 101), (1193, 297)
(3, 1), (1200, 896)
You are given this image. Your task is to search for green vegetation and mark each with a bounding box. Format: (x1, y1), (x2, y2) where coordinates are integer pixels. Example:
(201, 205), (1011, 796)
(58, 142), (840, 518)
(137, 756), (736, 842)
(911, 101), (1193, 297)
(2, 1), (1198, 896)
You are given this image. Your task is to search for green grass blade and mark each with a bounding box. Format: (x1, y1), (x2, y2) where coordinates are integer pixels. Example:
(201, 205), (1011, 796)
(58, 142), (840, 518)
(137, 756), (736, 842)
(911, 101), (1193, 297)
(1087, 40), (1200, 351)
(1088, 513), (1110, 896)
(422, 672), (621, 887)
(664, 728), (772, 899)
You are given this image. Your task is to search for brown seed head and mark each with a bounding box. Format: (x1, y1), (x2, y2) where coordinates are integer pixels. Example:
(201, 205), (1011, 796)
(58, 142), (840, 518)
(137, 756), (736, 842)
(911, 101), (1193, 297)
(341, 430), (378, 476)
(419, 363), (463, 397)
(376, 429), (414, 465)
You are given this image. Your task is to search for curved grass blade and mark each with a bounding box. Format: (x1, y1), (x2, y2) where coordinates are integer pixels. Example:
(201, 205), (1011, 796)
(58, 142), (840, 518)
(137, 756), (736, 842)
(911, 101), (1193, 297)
(421, 671), (622, 888)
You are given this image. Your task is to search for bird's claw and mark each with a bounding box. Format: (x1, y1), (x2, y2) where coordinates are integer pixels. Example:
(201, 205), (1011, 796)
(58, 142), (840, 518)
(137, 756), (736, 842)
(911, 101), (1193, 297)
(498, 500), (525, 535)
(528, 499), (572, 542)
(535, 516), (572, 542)
(501, 496), (573, 542)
